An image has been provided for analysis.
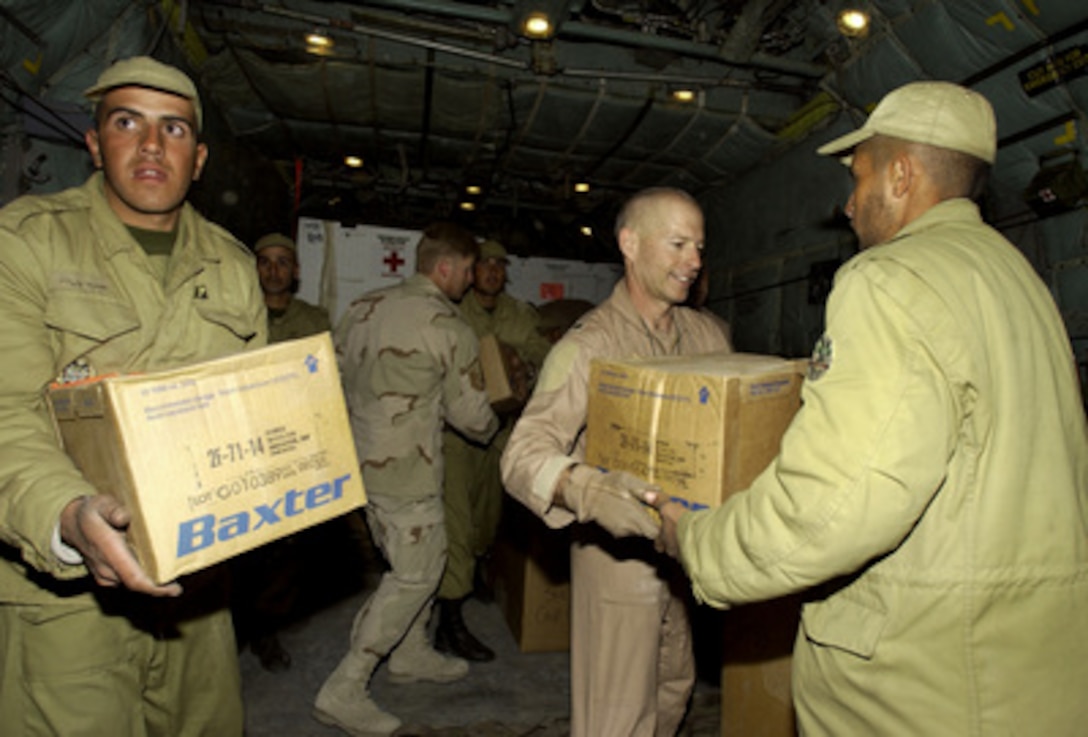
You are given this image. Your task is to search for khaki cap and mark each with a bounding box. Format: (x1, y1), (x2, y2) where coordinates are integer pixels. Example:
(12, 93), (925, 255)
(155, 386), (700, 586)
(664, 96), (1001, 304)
(84, 56), (203, 132)
(817, 81), (996, 165)
(479, 240), (509, 262)
(254, 233), (297, 254)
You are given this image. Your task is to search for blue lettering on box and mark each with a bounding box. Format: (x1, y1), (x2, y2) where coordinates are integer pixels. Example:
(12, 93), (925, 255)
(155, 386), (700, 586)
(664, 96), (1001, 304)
(177, 474), (352, 557)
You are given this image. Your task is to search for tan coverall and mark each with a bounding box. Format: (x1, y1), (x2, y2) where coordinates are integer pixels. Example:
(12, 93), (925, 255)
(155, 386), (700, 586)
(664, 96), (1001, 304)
(679, 199), (1088, 735)
(335, 273), (497, 659)
(0, 172), (266, 737)
(440, 289), (551, 599)
(502, 280), (730, 737)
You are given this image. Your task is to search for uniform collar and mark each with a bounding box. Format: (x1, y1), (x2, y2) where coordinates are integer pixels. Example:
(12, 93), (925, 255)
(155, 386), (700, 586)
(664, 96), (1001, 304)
(83, 171), (219, 265)
(887, 198), (981, 245)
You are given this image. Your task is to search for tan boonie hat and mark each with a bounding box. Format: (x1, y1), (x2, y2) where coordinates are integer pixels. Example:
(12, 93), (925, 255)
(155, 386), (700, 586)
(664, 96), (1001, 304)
(479, 240), (509, 262)
(84, 56), (203, 132)
(817, 81), (996, 165)
(254, 233), (297, 254)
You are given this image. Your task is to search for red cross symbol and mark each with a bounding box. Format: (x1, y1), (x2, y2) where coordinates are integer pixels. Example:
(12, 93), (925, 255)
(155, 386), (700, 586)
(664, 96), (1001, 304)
(383, 248), (406, 275)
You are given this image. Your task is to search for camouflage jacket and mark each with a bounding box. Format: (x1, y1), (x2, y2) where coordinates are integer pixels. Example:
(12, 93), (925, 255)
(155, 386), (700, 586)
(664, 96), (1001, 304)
(335, 273), (498, 499)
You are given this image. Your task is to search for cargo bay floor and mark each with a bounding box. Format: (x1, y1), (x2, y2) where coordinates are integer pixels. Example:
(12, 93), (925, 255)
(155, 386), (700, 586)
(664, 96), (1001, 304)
(239, 512), (723, 737)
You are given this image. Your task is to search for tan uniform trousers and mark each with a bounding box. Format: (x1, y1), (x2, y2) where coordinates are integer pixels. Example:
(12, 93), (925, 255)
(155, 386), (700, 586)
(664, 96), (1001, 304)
(570, 527), (695, 737)
(0, 591), (241, 737)
(349, 494), (447, 655)
(438, 423), (511, 600)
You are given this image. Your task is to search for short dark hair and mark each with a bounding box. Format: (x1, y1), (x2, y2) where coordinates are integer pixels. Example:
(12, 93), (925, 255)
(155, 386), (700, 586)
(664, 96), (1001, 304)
(416, 222), (480, 274)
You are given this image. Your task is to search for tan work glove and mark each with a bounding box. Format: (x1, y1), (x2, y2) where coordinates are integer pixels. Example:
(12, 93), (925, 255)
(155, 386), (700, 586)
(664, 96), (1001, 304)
(562, 465), (662, 539)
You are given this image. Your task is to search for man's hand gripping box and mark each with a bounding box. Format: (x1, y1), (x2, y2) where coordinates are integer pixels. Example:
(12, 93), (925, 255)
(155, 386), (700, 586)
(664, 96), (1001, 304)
(48, 333), (366, 584)
(586, 352), (805, 509)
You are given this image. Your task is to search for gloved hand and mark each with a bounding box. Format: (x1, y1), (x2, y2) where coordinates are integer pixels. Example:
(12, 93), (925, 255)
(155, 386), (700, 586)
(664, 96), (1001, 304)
(561, 465), (662, 539)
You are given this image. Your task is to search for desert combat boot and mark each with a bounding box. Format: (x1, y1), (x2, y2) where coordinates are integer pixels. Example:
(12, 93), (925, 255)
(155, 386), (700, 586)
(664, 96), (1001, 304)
(387, 610), (469, 684)
(313, 652), (401, 737)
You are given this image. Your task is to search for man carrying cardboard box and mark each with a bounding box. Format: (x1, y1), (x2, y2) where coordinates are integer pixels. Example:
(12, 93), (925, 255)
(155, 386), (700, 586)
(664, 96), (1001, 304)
(437, 238), (552, 662)
(647, 82), (1088, 735)
(315, 222), (498, 737)
(501, 187), (731, 737)
(0, 57), (266, 735)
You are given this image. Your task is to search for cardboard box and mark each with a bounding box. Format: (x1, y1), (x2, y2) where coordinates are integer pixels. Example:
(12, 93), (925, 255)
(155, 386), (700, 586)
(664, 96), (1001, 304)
(491, 504), (570, 652)
(585, 352), (805, 509)
(478, 333), (529, 413)
(48, 333), (366, 584)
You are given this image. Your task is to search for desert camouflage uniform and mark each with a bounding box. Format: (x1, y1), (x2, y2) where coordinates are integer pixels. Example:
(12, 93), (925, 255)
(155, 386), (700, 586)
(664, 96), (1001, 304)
(439, 289), (551, 599)
(334, 272), (497, 658)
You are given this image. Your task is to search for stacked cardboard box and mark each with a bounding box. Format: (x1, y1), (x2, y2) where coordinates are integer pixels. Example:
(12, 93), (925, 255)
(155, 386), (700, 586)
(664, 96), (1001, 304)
(48, 333), (366, 584)
(491, 503), (571, 653)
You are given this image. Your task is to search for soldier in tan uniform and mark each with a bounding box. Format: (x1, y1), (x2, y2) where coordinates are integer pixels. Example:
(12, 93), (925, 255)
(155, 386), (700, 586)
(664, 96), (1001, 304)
(254, 232), (331, 342)
(436, 239), (552, 662)
(648, 82), (1088, 735)
(315, 222), (499, 737)
(231, 231), (333, 672)
(0, 57), (265, 736)
(501, 188), (731, 737)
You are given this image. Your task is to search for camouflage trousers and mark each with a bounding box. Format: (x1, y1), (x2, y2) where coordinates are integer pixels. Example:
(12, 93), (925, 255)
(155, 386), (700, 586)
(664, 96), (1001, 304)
(348, 493), (447, 656)
(438, 423), (511, 600)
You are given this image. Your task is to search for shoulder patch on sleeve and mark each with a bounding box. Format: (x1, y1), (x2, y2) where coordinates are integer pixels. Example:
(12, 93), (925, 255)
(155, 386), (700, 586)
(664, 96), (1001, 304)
(536, 340), (581, 394)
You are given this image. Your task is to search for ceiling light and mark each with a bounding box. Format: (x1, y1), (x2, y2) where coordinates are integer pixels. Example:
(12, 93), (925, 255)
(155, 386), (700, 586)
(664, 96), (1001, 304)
(344, 155), (363, 168)
(836, 9), (870, 37)
(459, 201), (476, 211)
(670, 88), (696, 103)
(574, 182), (590, 193)
(580, 225), (592, 237)
(306, 30), (334, 55)
(465, 184), (482, 195)
(522, 12), (553, 38)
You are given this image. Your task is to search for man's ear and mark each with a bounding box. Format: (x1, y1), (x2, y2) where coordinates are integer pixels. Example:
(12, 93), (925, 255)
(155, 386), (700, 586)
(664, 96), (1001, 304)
(890, 154), (913, 199)
(85, 129), (103, 169)
(617, 227), (639, 262)
(192, 143), (209, 182)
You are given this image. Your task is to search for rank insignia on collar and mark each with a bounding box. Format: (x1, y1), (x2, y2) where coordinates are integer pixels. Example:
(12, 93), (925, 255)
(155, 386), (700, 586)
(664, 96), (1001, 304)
(808, 335), (832, 381)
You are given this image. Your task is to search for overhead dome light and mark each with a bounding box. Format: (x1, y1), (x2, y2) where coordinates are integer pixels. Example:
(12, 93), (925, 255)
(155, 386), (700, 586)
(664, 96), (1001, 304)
(465, 184), (482, 195)
(522, 12), (553, 38)
(306, 30), (334, 55)
(344, 155), (363, 168)
(574, 182), (590, 193)
(459, 201), (477, 211)
(670, 88), (696, 103)
(580, 225), (593, 237)
(836, 9), (870, 37)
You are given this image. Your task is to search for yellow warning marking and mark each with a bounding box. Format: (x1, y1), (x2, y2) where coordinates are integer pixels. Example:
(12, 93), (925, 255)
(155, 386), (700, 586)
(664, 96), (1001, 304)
(22, 53), (42, 75)
(986, 12), (1015, 31)
(1020, 0), (1040, 16)
(1055, 121), (1077, 146)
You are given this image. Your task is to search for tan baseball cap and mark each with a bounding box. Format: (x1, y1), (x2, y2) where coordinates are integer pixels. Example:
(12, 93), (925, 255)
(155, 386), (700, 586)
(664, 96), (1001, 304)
(84, 56), (203, 132)
(479, 240), (509, 262)
(254, 233), (296, 254)
(817, 81), (996, 165)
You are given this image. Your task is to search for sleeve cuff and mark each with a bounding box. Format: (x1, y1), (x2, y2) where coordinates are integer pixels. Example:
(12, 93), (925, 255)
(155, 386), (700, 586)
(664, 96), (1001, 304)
(51, 524), (84, 566)
(532, 454), (577, 507)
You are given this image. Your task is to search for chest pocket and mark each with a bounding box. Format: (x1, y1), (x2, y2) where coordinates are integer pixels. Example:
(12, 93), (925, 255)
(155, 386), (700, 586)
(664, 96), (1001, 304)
(45, 292), (140, 343)
(800, 594), (887, 659)
(193, 299), (258, 341)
